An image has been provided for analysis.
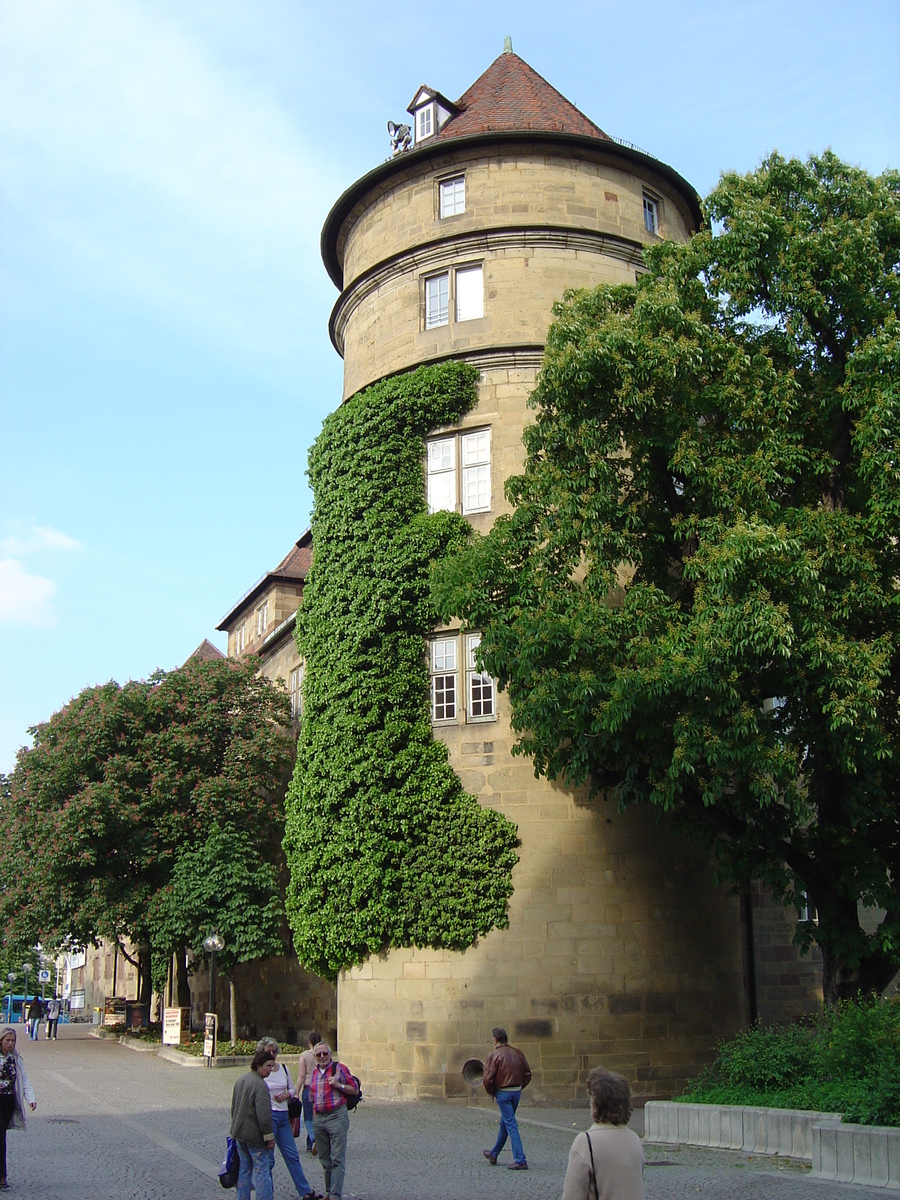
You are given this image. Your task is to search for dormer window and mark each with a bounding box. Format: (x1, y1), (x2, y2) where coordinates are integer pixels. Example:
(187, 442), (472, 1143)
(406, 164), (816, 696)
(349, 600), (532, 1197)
(417, 104), (434, 142)
(407, 86), (458, 145)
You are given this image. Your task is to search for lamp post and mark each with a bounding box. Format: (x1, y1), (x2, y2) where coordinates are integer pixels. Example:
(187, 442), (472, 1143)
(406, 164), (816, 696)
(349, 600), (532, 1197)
(6, 974), (15, 1024)
(202, 934), (225, 1063)
(202, 934), (224, 1017)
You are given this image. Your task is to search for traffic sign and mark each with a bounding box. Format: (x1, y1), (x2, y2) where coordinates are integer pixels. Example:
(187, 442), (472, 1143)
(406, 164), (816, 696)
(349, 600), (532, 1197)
(38, 969), (51, 982)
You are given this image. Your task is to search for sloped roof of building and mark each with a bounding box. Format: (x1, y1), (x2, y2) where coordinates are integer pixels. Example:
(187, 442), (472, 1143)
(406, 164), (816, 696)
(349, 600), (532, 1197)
(186, 639), (226, 663)
(435, 51), (609, 142)
(216, 529), (312, 631)
(321, 50), (701, 289)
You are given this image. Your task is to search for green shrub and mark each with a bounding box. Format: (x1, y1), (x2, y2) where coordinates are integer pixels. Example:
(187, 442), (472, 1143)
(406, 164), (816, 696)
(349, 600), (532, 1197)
(678, 997), (900, 1126)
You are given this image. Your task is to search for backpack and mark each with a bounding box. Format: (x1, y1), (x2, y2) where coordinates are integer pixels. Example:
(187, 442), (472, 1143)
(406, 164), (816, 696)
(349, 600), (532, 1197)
(331, 1061), (363, 1111)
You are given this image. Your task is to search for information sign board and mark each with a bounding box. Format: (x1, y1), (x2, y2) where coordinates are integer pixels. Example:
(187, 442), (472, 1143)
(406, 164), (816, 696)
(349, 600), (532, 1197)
(203, 1012), (217, 1058)
(162, 1007), (189, 1046)
(103, 996), (127, 1026)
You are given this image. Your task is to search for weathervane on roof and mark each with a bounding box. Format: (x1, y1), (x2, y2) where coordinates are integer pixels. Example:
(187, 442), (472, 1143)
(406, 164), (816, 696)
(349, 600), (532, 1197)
(387, 120), (412, 156)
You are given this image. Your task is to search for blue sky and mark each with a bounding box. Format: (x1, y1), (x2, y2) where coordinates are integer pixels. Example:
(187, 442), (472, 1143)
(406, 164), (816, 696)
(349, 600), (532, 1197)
(1, 0), (898, 772)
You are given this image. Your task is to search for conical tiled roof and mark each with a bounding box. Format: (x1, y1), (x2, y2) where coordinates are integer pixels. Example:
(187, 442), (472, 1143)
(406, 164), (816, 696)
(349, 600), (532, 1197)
(436, 51), (609, 142)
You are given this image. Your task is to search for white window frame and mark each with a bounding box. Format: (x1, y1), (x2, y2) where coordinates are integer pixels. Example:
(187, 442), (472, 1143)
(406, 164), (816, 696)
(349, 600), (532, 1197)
(234, 623), (246, 654)
(416, 103), (434, 142)
(439, 175), (466, 218)
(425, 272), (449, 329)
(466, 634), (495, 720)
(427, 427), (491, 516)
(256, 600), (268, 637)
(643, 193), (659, 235)
(430, 638), (458, 722)
(455, 264), (483, 322)
(422, 263), (483, 331)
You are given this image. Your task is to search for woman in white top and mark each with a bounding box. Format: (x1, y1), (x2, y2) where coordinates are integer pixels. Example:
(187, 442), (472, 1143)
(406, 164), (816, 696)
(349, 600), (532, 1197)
(255, 1037), (320, 1200)
(0, 1026), (37, 1191)
(561, 1066), (644, 1200)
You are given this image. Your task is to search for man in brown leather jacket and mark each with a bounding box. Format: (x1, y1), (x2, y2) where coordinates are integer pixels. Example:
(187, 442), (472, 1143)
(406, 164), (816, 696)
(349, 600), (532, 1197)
(481, 1027), (531, 1170)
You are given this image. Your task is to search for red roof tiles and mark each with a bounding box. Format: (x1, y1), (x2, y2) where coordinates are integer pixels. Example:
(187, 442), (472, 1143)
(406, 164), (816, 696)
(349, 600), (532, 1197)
(187, 639), (226, 664)
(436, 52), (609, 142)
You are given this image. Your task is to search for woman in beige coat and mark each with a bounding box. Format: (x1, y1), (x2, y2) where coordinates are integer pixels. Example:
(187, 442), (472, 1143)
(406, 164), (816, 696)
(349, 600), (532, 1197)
(561, 1067), (644, 1200)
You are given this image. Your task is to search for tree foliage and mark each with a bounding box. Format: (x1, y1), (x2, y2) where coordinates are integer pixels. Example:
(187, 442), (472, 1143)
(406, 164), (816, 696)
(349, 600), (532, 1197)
(284, 362), (519, 979)
(0, 656), (294, 1002)
(433, 151), (900, 1004)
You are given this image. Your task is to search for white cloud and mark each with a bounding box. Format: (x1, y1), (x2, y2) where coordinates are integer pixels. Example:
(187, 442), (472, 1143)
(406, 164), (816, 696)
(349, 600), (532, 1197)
(0, 559), (58, 627)
(0, 525), (82, 555)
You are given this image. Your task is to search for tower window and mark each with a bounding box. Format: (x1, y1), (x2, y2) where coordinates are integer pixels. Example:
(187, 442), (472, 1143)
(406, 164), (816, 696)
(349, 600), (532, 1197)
(427, 428), (491, 515)
(290, 664), (304, 720)
(256, 600), (268, 637)
(425, 273), (449, 328)
(439, 175), (466, 218)
(416, 104), (434, 142)
(455, 265), (483, 322)
(643, 193), (659, 234)
(466, 634), (495, 719)
(234, 622), (246, 654)
(422, 264), (483, 330)
(431, 638), (458, 722)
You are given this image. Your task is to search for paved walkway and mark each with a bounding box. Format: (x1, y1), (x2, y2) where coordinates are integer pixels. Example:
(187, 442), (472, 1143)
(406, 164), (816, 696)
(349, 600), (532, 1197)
(5, 1025), (889, 1199)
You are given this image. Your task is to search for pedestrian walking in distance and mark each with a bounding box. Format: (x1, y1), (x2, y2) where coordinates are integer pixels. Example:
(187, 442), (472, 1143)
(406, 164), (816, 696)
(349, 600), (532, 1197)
(309, 1041), (358, 1200)
(0, 1026), (37, 1191)
(482, 1026), (531, 1170)
(230, 1047), (278, 1200)
(561, 1067), (644, 1200)
(46, 996), (62, 1040)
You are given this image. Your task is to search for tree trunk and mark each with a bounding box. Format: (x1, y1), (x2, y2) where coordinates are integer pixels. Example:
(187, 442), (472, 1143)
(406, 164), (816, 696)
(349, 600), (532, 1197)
(821, 944), (900, 1006)
(229, 978), (238, 1049)
(137, 940), (152, 1007)
(175, 946), (191, 1010)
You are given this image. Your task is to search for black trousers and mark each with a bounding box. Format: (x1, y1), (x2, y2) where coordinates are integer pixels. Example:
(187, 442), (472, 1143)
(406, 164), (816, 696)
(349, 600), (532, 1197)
(0, 1094), (16, 1181)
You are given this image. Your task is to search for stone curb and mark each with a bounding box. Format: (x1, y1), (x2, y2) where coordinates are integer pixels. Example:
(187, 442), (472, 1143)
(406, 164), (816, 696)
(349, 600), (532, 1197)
(645, 1101), (900, 1190)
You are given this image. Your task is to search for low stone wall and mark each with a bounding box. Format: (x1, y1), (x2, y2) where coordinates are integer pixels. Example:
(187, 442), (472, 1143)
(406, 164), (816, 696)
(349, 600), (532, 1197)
(645, 1101), (900, 1190)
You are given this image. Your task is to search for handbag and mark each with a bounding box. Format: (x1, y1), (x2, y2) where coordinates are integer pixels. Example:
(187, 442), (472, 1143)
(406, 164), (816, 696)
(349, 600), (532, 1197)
(218, 1136), (240, 1189)
(290, 1115), (302, 1137)
(287, 1095), (304, 1121)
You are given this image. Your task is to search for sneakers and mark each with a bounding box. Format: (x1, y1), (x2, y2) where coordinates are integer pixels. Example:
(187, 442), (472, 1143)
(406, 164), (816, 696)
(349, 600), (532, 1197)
(482, 1150), (497, 1165)
(508, 1162), (529, 1170)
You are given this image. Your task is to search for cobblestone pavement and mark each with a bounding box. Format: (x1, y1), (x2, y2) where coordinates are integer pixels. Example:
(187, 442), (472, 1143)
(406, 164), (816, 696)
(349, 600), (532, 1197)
(5, 1026), (888, 1199)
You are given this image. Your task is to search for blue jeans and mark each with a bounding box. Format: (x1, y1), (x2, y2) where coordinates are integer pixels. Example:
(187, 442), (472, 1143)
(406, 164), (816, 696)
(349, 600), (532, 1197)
(270, 1110), (312, 1196)
(236, 1141), (274, 1200)
(490, 1089), (526, 1165)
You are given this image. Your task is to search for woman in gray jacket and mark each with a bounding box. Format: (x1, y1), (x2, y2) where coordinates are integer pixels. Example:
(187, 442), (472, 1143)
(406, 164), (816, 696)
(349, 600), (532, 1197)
(0, 1026), (37, 1191)
(230, 1047), (277, 1200)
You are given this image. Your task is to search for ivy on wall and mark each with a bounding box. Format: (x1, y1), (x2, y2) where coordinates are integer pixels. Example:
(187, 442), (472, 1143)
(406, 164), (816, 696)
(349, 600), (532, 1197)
(283, 362), (519, 980)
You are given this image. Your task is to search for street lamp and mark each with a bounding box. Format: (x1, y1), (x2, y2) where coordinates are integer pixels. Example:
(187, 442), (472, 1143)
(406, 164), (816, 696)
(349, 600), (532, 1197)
(22, 962), (32, 1010)
(202, 933), (225, 1016)
(6, 974), (15, 1024)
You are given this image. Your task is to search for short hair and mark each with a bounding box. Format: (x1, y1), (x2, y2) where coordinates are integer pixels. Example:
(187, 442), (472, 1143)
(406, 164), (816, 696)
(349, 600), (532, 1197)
(251, 1048), (276, 1073)
(314, 1041), (332, 1056)
(587, 1067), (632, 1126)
(308, 1030), (321, 1047)
(256, 1036), (279, 1054)
(492, 1027), (508, 1043)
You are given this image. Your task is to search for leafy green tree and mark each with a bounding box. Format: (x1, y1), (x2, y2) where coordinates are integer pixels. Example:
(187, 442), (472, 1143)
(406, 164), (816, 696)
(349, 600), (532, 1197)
(0, 656), (294, 1005)
(434, 151), (900, 1005)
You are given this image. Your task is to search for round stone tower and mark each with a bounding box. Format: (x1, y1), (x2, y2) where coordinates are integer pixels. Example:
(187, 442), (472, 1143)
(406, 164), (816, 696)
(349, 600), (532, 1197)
(320, 48), (748, 1103)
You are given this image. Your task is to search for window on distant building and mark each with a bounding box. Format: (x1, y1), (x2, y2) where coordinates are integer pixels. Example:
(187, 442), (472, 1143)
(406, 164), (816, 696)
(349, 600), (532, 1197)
(429, 632), (496, 724)
(256, 601), (268, 637)
(290, 664), (304, 720)
(643, 193), (659, 234)
(234, 623), (246, 654)
(423, 264), (483, 330)
(427, 428), (491, 515)
(439, 175), (465, 217)
(431, 637), (457, 722)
